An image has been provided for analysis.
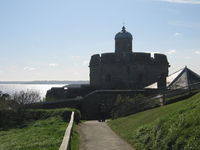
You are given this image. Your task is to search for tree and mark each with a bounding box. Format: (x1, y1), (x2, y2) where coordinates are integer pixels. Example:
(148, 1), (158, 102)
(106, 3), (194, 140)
(0, 90), (42, 128)
(12, 89), (41, 105)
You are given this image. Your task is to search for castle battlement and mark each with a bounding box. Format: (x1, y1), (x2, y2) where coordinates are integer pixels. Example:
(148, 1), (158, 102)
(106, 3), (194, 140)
(90, 52), (168, 66)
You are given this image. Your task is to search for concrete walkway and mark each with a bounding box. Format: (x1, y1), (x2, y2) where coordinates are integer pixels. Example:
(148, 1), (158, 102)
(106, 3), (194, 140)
(78, 120), (134, 150)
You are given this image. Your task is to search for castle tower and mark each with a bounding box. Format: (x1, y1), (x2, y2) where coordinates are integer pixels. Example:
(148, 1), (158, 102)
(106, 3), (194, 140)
(90, 26), (169, 90)
(115, 26), (133, 53)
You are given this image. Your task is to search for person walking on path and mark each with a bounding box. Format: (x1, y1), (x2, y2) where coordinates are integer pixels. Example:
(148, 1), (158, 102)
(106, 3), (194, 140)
(98, 103), (107, 122)
(78, 120), (134, 150)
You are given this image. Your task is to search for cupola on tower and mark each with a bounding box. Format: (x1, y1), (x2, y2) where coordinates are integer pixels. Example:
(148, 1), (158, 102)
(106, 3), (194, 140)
(115, 26), (133, 53)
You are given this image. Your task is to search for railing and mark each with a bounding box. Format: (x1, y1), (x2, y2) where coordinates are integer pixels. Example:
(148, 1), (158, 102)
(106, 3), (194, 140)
(59, 111), (74, 150)
(112, 82), (200, 119)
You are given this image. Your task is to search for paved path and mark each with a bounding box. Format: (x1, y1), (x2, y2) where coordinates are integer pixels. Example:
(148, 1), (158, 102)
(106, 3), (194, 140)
(78, 120), (134, 150)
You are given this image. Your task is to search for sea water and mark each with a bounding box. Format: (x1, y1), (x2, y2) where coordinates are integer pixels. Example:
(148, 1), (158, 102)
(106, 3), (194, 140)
(0, 84), (66, 99)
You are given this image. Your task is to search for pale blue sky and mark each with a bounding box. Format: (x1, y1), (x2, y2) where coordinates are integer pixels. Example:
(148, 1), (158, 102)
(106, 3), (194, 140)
(0, 0), (200, 81)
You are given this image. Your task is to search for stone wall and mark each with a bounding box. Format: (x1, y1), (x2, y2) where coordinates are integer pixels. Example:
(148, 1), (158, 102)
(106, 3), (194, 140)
(90, 52), (169, 90)
(81, 90), (146, 120)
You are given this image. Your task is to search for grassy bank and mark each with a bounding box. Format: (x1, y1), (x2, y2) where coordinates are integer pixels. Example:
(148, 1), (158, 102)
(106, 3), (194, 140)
(108, 92), (200, 150)
(0, 108), (81, 150)
(0, 116), (67, 149)
(70, 124), (80, 150)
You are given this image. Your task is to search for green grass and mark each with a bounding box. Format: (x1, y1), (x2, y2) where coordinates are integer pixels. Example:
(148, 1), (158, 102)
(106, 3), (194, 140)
(70, 124), (80, 150)
(108, 92), (200, 150)
(0, 108), (81, 150)
(0, 116), (67, 150)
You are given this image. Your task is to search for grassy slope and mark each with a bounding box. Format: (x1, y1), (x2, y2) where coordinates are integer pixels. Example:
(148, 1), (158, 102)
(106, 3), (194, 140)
(0, 108), (80, 150)
(71, 124), (80, 150)
(0, 116), (67, 150)
(108, 92), (200, 150)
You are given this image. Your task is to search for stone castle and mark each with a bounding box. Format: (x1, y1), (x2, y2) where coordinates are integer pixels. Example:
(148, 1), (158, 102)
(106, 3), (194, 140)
(45, 26), (170, 119)
(90, 26), (169, 89)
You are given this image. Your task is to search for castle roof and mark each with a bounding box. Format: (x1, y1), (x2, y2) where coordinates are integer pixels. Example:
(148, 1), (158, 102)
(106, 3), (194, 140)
(115, 26), (133, 39)
(146, 66), (200, 89)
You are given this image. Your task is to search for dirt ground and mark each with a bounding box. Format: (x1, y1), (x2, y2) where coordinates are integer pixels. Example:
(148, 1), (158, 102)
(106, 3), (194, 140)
(78, 120), (134, 150)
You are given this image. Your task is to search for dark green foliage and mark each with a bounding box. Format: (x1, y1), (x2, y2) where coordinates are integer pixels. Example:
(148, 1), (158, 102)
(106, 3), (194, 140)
(0, 108), (80, 129)
(115, 94), (145, 107)
(27, 108), (81, 123)
(113, 94), (145, 118)
(44, 97), (56, 102)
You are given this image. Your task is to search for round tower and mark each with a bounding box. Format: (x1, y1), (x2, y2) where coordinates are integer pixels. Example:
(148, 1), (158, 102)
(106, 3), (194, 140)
(115, 26), (133, 53)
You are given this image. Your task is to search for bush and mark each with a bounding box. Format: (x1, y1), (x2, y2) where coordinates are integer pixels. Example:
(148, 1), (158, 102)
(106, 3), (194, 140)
(26, 108), (81, 123)
(113, 94), (145, 118)
(0, 107), (80, 129)
(115, 94), (145, 107)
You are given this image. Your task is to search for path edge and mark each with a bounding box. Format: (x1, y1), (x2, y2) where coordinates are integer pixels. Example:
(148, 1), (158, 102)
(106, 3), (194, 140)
(59, 111), (74, 150)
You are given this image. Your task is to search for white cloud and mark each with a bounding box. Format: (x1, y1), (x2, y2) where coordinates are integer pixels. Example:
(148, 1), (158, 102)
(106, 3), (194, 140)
(162, 0), (200, 4)
(167, 49), (176, 54)
(23, 67), (35, 71)
(49, 63), (58, 67)
(195, 51), (200, 54)
(174, 33), (183, 36)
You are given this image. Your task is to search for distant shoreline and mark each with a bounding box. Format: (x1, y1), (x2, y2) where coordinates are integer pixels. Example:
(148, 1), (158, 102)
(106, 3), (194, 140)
(0, 80), (89, 85)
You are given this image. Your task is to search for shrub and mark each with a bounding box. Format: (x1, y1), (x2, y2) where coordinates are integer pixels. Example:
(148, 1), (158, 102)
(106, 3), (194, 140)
(113, 94), (145, 118)
(115, 94), (145, 107)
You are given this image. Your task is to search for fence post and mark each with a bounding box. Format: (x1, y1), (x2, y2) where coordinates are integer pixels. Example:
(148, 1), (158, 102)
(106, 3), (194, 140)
(59, 111), (74, 150)
(189, 85), (192, 95)
(162, 93), (165, 106)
